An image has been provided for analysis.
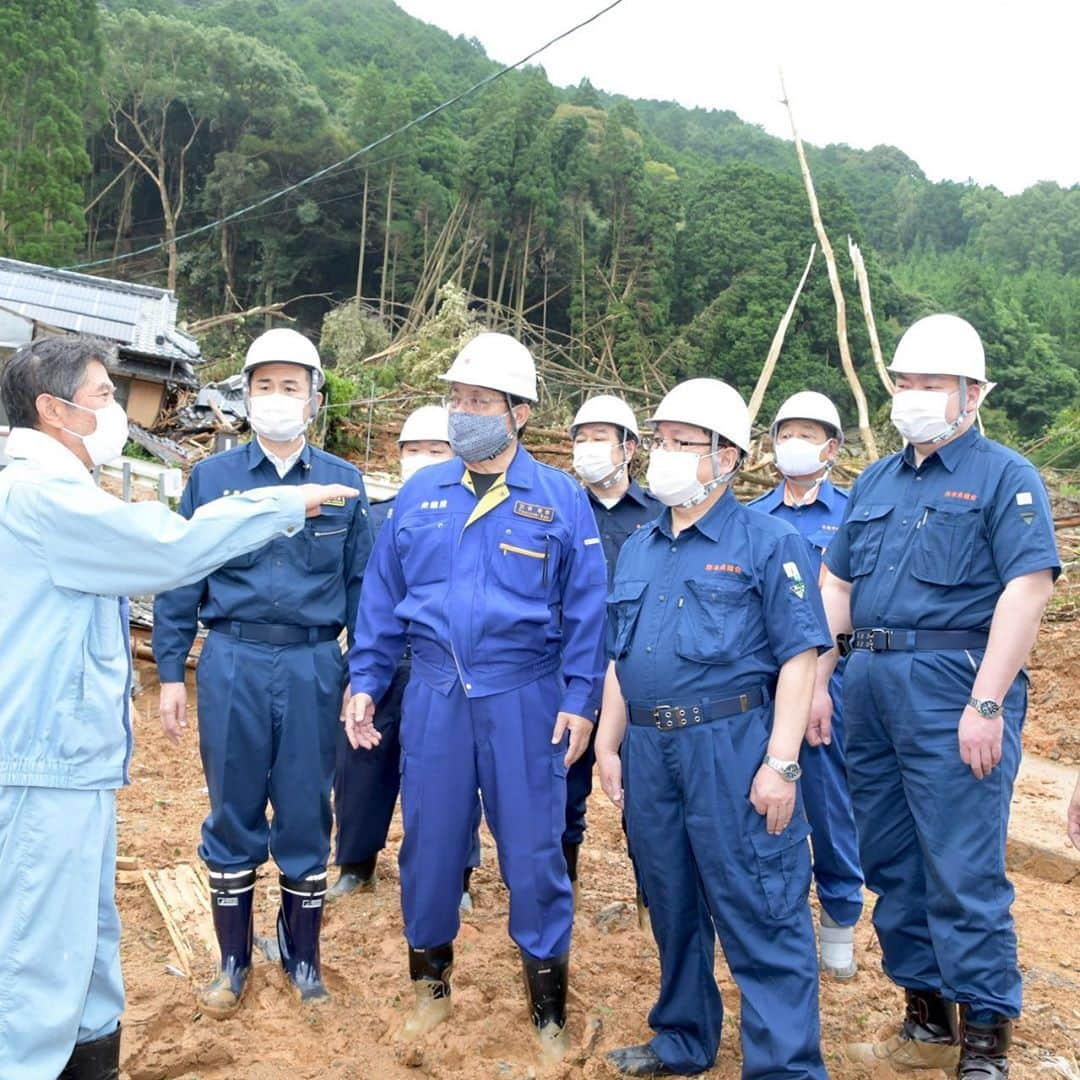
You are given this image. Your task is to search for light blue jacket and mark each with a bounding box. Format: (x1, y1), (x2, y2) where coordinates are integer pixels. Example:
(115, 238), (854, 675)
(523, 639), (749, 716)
(0, 428), (307, 790)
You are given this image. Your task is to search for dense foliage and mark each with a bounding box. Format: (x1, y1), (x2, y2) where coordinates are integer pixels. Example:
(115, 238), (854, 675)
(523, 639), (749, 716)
(2, 0), (1077, 442)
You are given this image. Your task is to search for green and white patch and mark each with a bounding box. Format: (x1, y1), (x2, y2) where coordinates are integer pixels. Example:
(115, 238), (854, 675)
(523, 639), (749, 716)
(783, 560), (806, 599)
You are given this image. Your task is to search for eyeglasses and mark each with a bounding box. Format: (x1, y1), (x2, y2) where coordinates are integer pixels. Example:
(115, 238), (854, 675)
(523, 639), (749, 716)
(642, 436), (713, 453)
(442, 393), (507, 414)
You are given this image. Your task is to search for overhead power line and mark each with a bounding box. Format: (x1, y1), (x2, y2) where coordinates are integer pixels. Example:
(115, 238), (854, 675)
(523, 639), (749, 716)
(64, 0), (627, 275)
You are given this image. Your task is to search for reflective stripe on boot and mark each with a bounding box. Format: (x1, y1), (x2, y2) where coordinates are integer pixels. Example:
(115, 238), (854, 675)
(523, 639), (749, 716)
(200, 868), (255, 1019)
(277, 872), (329, 1003)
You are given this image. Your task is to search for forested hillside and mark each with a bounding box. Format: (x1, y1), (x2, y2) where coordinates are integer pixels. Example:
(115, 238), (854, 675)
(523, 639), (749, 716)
(2, 0), (1078, 448)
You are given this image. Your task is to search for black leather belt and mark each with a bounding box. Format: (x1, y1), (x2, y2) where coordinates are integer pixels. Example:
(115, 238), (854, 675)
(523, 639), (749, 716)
(629, 686), (771, 731)
(209, 621), (341, 646)
(850, 627), (989, 653)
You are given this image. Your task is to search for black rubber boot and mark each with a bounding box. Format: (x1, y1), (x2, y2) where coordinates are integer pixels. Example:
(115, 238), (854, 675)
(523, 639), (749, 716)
(399, 943), (454, 1040)
(277, 872), (329, 1003)
(326, 854), (378, 900)
(522, 951), (570, 1064)
(200, 868), (255, 1018)
(562, 838), (581, 909)
(561, 839), (579, 883)
(958, 1010), (1012, 1080)
(606, 1043), (675, 1077)
(905, 988), (960, 1043)
(58, 1023), (121, 1079)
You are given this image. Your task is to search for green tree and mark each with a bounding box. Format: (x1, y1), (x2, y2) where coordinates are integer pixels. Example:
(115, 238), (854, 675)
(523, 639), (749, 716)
(0, 0), (101, 263)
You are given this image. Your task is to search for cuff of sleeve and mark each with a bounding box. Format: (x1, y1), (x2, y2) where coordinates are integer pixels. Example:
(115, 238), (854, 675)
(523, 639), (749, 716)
(559, 686), (598, 721)
(157, 660), (188, 683)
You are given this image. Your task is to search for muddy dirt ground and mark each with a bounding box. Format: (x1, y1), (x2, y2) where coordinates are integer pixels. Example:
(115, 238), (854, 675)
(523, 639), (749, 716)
(114, 624), (1080, 1080)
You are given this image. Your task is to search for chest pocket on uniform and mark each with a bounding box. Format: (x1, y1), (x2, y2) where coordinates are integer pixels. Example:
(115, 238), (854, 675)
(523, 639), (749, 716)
(607, 579), (648, 659)
(910, 505), (983, 586)
(846, 503), (892, 577)
(491, 529), (561, 597)
(305, 516), (348, 573)
(675, 577), (752, 665)
(397, 518), (452, 586)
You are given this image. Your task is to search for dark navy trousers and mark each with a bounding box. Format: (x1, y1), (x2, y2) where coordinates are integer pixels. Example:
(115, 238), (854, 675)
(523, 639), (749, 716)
(844, 649), (1026, 1018)
(196, 631), (344, 880)
(623, 707), (825, 1078)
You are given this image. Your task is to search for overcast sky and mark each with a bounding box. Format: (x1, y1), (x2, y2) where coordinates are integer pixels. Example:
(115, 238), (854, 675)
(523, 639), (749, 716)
(397, 0), (1078, 196)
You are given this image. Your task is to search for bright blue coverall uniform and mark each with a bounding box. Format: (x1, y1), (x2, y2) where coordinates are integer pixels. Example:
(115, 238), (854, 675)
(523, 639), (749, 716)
(154, 439), (372, 881)
(749, 477), (864, 927)
(610, 489), (831, 1077)
(333, 496), (481, 875)
(0, 427), (306, 1080)
(565, 480), (662, 849)
(348, 446), (607, 960)
(824, 427), (1060, 1021)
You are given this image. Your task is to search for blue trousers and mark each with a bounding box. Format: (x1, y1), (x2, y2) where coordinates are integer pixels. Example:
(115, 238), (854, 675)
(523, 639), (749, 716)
(334, 660), (481, 870)
(800, 669), (864, 926)
(843, 649), (1026, 1017)
(399, 672), (573, 959)
(196, 631), (344, 880)
(623, 707), (825, 1078)
(0, 787), (124, 1080)
(564, 721), (595, 845)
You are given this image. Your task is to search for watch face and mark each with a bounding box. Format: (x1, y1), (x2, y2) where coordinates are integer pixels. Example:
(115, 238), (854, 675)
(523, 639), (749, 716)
(979, 701), (1000, 718)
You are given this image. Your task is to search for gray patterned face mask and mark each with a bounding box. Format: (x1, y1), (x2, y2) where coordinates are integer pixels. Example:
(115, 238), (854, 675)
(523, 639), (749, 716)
(447, 409), (514, 463)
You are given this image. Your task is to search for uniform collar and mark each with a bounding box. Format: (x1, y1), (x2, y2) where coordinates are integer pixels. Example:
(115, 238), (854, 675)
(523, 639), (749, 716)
(656, 486), (738, 542)
(247, 436), (311, 474)
(899, 425), (978, 475)
(588, 478), (652, 510)
(4, 426), (93, 485)
(436, 442), (537, 489)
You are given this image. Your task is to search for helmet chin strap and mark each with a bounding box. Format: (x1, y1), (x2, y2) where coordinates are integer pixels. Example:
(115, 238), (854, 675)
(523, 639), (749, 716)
(927, 377), (970, 445)
(679, 435), (740, 508)
(597, 437), (631, 490)
(786, 458), (835, 507)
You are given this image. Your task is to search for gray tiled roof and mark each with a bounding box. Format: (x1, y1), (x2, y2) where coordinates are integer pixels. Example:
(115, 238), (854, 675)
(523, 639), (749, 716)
(0, 258), (203, 368)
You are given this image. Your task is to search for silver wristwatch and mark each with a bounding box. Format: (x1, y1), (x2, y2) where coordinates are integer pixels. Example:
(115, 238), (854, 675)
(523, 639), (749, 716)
(764, 755), (802, 782)
(968, 696), (1003, 719)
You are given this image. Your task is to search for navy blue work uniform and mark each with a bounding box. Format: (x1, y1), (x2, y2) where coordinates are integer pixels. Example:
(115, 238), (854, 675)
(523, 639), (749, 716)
(825, 427), (1059, 1021)
(333, 496), (481, 873)
(565, 480), (662, 848)
(749, 478), (864, 927)
(610, 489), (831, 1077)
(349, 447), (607, 961)
(154, 439), (372, 880)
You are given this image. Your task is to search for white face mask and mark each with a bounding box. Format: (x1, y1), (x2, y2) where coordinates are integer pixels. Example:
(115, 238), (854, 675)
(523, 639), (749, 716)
(59, 399), (129, 467)
(573, 442), (621, 486)
(400, 453), (446, 484)
(775, 437), (828, 479)
(890, 389), (958, 445)
(249, 393), (310, 442)
(646, 449), (711, 507)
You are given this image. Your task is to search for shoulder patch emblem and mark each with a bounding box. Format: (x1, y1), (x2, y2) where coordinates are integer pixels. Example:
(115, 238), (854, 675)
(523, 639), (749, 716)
(514, 500), (555, 523)
(783, 560), (806, 599)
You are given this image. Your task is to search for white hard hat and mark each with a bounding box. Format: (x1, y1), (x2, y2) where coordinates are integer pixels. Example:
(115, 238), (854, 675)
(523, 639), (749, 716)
(243, 328), (324, 389)
(648, 378), (751, 453)
(399, 404), (450, 445)
(771, 391), (843, 441)
(889, 314), (986, 382)
(439, 332), (538, 402)
(570, 394), (640, 439)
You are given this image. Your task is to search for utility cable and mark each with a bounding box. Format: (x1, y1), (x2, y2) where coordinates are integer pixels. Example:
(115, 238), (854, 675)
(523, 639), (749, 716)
(63, 0), (627, 274)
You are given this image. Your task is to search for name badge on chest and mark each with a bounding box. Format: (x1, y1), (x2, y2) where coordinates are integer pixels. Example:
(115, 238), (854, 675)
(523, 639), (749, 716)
(513, 500), (555, 523)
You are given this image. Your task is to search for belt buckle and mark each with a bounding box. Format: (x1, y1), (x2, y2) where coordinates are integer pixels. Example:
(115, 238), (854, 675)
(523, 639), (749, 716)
(652, 705), (675, 731)
(868, 628), (891, 652)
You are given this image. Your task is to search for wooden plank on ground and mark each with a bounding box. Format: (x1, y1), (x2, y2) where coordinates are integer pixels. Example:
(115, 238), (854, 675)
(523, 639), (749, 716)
(143, 864), (217, 975)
